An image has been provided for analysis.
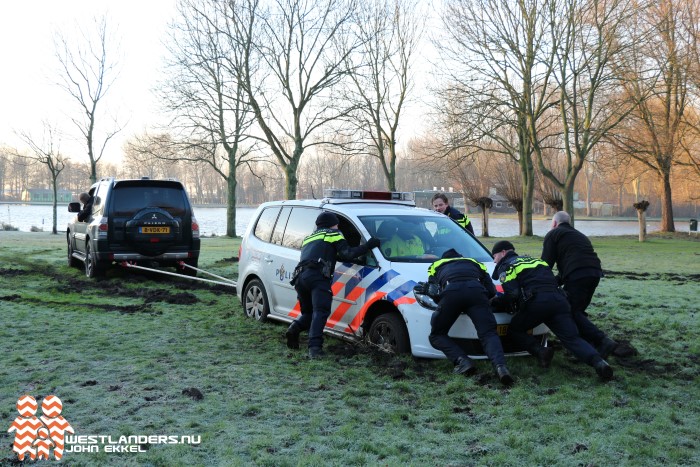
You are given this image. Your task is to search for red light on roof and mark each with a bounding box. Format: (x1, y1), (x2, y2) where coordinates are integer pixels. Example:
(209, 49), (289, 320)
(360, 191), (392, 200)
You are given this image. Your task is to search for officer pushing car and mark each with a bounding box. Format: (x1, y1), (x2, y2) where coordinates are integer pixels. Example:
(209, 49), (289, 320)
(415, 248), (514, 386)
(285, 211), (380, 358)
(491, 240), (614, 381)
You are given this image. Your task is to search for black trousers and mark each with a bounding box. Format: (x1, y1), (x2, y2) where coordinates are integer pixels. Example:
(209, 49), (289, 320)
(293, 269), (333, 349)
(429, 285), (506, 367)
(509, 292), (600, 365)
(563, 276), (605, 346)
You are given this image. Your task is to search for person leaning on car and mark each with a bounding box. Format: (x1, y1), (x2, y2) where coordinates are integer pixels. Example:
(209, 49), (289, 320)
(541, 211), (618, 359)
(431, 193), (474, 235)
(491, 240), (614, 381)
(416, 248), (514, 386)
(286, 211), (380, 359)
(77, 192), (93, 222)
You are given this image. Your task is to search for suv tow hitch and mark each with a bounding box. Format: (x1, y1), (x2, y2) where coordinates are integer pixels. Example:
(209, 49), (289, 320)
(119, 261), (237, 290)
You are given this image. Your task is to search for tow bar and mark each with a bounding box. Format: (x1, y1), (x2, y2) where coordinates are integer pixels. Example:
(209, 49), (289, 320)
(119, 261), (237, 289)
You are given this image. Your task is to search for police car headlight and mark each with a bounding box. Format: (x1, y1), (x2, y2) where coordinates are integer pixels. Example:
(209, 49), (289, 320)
(414, 293), (438, 310)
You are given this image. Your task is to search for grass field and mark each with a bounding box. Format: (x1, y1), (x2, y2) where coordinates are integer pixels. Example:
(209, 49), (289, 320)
(1, 231), (699, 466)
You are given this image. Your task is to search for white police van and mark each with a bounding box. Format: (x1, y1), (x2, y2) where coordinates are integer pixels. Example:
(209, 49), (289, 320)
(236, 189), (548, 358)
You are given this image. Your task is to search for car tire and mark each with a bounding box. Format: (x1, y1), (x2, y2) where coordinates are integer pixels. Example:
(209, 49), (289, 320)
(367, 313), (410, 354)
(177, 259), (198, 277)
(243, 279), (269, 322)
(67, 233), (79, 268)
(85, 240), (105, 278)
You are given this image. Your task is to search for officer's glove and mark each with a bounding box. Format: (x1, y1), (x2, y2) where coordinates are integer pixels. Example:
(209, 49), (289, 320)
(427, 283), (441, 299)
(367, 237), (381, 249)
(413, 281), (428, 295)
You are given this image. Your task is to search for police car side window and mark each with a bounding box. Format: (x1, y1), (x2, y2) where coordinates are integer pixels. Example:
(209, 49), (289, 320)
(271, 207), (292, 245)
(282, 207), (320, 250)
(254, 206), (281, 243)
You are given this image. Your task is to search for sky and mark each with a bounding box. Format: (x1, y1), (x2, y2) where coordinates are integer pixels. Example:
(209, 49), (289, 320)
(0, 0), (178, 164)
(0, 0), (436, 168)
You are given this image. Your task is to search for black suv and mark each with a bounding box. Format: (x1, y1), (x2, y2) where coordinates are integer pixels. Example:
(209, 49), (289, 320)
(67, 177), (200, 278)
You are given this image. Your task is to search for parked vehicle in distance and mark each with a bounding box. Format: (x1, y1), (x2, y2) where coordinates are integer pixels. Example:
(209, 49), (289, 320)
(66, 177), (200, 278)
(236, 189), (548, 358)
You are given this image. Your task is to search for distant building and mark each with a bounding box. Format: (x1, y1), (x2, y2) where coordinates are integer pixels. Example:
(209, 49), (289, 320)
(21, 188), (73, 203)
(489, 194), (518, 214)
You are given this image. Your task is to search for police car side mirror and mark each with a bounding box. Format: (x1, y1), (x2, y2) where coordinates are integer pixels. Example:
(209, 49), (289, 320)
(68, 202), (81, 213)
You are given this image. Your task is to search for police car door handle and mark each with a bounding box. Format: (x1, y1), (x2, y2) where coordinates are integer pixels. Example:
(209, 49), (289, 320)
(263, 256), (273, 263)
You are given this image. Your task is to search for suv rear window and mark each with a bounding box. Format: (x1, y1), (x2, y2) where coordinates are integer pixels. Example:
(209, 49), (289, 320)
(111, 186), (187, 217)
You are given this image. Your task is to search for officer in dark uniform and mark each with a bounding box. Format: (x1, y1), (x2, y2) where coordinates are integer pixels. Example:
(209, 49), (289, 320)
(286, 211), (380, 358)
(431, 193), (474, 235)
(541, 211), (618, 358)
(491, 241), (613, 380)
(416, 248), (513, 385)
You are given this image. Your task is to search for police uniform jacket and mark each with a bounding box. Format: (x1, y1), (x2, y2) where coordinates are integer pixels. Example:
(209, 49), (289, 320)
(298, 228), (370, 275)
(493, 251), (560, 305)
(541, 222), (602, 282)
(444, 205), (474, 235)
(428, 256), (496, 298)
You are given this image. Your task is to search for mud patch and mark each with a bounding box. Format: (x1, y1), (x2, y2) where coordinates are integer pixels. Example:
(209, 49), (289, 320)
(604, 270), (700, 284)
(142, 290), (199, 305)
(102, 303), (158, 314)
(0, 268), (29, 277)
(0, 294), (22, 301)
(182, 387), (204, 401)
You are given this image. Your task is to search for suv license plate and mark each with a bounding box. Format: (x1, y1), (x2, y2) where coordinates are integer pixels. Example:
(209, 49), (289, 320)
(496, 324), (508, 336)
(140, 227), (170, 234)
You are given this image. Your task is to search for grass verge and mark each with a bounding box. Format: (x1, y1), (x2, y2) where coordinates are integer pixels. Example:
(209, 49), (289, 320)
(0, 231), (698, 466)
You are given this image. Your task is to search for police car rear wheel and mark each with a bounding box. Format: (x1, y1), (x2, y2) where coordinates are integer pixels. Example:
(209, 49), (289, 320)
(368, 313), (410, 354)
(243, 279), (269, 321)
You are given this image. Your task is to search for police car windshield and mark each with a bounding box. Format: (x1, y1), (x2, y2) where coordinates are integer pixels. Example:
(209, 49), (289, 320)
(359, 215), (492, 263)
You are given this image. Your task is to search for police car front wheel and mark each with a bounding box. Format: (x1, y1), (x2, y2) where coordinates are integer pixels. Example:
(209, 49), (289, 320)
(367, 313), (410, 354)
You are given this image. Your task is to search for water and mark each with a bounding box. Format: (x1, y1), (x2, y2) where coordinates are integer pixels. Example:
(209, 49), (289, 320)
(0, 203), (691, 236)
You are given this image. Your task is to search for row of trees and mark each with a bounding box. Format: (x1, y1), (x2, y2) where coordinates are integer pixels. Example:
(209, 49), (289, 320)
(2, 0), (699, 237)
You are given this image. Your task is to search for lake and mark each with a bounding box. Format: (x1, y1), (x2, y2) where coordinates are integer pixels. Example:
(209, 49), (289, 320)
(0, 203), (692, 237)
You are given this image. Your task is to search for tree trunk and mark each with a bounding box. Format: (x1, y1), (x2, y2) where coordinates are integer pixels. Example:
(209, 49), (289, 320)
(51, 179), (58, 235)
(659, 169), (675, 232)
(562, 184), (575, 226)
(285, 162), (298, 200)
(637, 209), (646, 242)
(482, 207), (489, 237)
(226, 175), (237, 238)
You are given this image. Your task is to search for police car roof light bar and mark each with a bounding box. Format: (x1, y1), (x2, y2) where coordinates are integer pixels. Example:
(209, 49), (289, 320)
(323, 189), (415, 202)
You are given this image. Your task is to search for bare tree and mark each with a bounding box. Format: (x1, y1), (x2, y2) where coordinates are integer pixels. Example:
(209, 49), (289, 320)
(54, 16), (122, 184)
(16, 122), (67, 234)
(154, 0), (260, 237)
(535, 0), (638, 223)
(344, 0), (424, 190)
(492, 153), (526, 234)
(608, 0), (698, 232)
(436, 0), (559, 236)
(230, 0), (363, 199)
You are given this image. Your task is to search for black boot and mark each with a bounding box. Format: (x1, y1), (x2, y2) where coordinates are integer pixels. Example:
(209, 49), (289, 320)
(285, 323), (301, 349)
(308, 347), (325, 359)
(496, 365), (514, 386)
(453, 356), (477, 376)
(593, 359), (614, 381)
(596, 337), (618, 360)
(536, 347), (555, 368)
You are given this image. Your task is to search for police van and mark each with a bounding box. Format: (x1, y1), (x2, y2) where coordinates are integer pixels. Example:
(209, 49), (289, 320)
(236, 189), (548, 358)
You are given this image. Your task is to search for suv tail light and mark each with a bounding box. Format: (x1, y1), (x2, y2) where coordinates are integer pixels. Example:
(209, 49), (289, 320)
(97, 217), (108, 238)
(192, 216), (200, 238)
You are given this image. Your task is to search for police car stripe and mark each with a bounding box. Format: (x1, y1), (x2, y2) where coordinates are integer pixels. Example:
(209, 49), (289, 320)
(386, 280), (417, 303)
